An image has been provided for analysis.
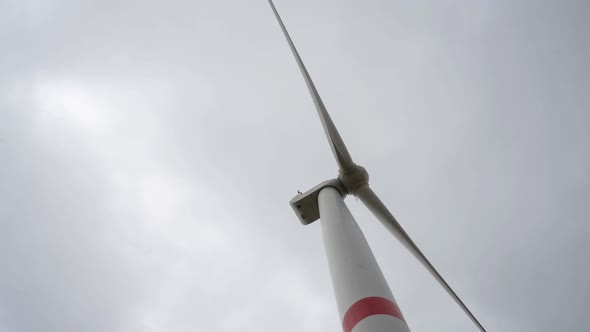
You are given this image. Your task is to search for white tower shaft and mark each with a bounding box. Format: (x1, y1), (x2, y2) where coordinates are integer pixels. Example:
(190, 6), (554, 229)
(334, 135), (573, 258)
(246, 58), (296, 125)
(318, 187), (411, 332)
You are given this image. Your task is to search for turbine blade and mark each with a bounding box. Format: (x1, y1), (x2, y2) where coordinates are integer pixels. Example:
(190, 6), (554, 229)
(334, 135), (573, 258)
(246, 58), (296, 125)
(355, 184), (487, 332)
(267, 0), (355, 172)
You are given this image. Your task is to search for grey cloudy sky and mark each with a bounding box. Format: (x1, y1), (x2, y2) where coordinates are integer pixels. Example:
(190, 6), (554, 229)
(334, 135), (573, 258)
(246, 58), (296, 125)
(1, 0), (589, 331)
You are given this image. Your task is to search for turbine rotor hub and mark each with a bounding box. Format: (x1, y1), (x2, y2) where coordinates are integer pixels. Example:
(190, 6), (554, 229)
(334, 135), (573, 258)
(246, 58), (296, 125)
(338, 164), (369, 195)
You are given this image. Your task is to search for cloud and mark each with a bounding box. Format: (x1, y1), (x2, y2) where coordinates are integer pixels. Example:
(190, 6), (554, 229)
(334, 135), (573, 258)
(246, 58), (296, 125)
(1, 0), (589, 332)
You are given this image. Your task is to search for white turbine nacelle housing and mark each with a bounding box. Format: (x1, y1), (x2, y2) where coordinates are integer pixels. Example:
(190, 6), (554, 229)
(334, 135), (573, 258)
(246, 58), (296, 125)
(289, 163), (369, 225)
(289, 179), (346, 225)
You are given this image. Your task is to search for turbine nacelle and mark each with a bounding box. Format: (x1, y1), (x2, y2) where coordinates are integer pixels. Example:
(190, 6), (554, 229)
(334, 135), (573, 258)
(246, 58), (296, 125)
(289, 178), (346, 225)
(289, 164), (368, 226)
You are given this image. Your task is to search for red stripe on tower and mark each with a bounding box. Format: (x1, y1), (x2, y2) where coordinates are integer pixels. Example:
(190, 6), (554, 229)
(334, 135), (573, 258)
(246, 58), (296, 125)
(342, 297), (406, 332)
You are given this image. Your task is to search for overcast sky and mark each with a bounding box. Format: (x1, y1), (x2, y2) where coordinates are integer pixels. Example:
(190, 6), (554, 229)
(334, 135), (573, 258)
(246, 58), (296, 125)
(1, 0), (589, 331)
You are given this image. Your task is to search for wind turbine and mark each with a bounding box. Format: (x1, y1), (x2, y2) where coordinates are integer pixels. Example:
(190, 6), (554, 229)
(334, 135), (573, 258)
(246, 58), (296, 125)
(267, 1), (486, 331)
